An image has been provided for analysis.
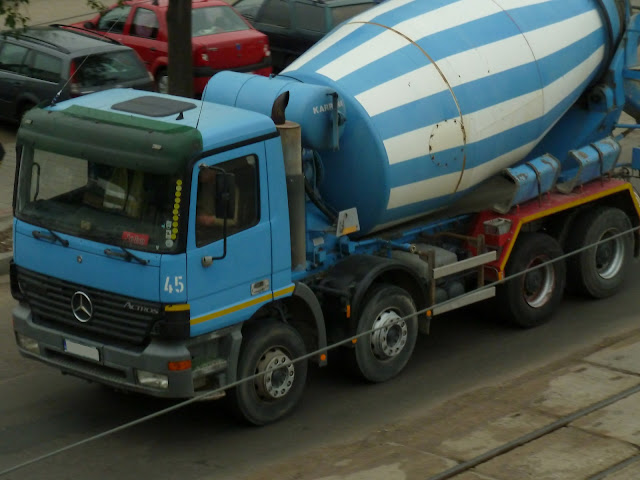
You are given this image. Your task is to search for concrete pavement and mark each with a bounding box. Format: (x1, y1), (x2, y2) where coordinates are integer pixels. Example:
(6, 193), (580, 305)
(0, 126), (15, 276)
(239, 329), (640, 480)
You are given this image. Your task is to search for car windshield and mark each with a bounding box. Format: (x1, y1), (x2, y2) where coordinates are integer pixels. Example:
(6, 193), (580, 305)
(192, 6), (251, 36)
(15, 147), (184, 253)
(73, 50), (148, 87)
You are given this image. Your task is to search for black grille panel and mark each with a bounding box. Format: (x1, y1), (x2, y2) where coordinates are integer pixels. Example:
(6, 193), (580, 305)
(18, 267), (162, 346)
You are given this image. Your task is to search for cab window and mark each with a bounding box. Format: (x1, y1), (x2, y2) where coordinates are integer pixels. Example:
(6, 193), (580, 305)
(196, 154), (259, 247)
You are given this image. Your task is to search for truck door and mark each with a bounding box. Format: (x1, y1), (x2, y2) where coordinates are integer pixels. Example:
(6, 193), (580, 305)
(186, 144), (273, 335)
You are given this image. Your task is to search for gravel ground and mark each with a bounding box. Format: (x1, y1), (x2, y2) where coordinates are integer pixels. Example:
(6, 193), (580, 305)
(0, 228), (12, 253)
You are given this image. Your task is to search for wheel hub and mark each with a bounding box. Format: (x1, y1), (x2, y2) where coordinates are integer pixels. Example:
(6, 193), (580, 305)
(254, 348), (295, 400)
(596, 230), (623, 280)
(523, 257), (555, 308)
(371, 311), (408, 360)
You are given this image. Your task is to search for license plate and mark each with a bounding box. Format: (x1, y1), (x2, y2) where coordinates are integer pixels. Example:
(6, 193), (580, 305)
(64, 339), (100, 362)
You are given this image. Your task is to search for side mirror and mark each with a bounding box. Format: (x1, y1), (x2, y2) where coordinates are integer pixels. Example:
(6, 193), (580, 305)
(84, 21), (96, 29)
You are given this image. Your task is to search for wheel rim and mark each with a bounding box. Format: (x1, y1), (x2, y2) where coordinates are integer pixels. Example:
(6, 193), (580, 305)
(157, 74), (168, 94)
(370, 310), (408, 360)
(595, 229), (624, 280)
(522, 256), (555, 308)
(254, 347), (295, 401)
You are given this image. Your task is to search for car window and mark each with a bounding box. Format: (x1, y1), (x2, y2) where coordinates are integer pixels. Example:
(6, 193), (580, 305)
(192, 6), (250, 36)
(296, 3), (325, 32)
(97, 6), (132, 33)
(233, 0), (266, 21)
(131, 8), (159, 39)
(26, 51), (62, 83)
(331, 3), (376, 26)
(0, 42), (29, 74)
(259, 0), (291, 28)
(73, 50), (148, 87)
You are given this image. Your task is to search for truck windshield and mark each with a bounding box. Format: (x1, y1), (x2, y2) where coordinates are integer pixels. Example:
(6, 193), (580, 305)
(15, 147), (184, 253)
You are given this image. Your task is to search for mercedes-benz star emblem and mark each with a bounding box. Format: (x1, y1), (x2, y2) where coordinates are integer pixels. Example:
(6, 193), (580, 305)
(71, 291), (93, 323)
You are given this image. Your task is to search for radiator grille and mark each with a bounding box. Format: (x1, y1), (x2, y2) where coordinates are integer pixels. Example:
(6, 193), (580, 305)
(17, 267), (162, 346)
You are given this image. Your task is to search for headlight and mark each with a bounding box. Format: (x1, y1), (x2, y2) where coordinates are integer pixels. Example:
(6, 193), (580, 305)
(16, 332), (39, 354)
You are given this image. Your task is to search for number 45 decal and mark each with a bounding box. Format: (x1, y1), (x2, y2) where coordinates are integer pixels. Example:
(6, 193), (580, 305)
(164, 276), (185, 294)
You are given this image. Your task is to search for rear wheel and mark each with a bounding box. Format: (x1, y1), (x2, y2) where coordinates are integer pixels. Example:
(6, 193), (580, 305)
(566, 207), (632, 298)
(229, 319), (307, 425)
(353, 285), (418, 382)
(17, 101), (35, 123)
(155, 68), (168, 94)
(497, 232), (566, 328)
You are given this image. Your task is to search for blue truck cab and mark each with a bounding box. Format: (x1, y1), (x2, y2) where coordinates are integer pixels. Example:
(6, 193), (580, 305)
(10, 90), (320, 421)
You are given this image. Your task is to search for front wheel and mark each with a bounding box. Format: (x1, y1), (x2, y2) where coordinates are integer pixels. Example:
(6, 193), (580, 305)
(353, 285), (418, 383)
(497, 232), (566, 328)
(566, 207), (633, 299)
(155, 68), (168, 94)
(229, 320), (307, 425)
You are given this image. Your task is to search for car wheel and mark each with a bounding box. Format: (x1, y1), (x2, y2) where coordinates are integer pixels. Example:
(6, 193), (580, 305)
(155, 68), (168, 94)
(17, 102), (35, 123)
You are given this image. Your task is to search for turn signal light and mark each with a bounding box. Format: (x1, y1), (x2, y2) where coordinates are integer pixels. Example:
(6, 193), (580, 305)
(168, 360), (192, 371)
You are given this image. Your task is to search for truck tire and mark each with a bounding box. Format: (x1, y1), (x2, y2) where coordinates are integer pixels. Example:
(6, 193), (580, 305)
(353, 285), (418, 383)
(566, 207), (632, 299)
(230, 319), (307, 425)
(497, 232), (566, 328)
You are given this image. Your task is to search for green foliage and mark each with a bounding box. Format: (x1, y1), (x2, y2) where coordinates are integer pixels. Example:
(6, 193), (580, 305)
(0, 0), (112, 29)
(0, 0), (30, 29)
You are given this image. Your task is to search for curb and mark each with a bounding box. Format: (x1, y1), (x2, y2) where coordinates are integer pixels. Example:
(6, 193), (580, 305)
(0, 250), (11, 276)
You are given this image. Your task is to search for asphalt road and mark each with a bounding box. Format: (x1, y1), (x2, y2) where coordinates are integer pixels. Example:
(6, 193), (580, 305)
(2, 2), (640, 479)
(2, 263), (640, 480)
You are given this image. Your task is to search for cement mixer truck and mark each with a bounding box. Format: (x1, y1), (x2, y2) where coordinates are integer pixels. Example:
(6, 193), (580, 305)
(10, 0), (640, 424)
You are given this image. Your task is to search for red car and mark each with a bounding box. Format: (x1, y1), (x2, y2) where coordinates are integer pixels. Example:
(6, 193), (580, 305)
(75, 0), (272, 96)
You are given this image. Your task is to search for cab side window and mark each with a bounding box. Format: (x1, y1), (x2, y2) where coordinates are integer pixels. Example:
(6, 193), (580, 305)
(97, 6), (132, 33)
(131, 8), (159, 39)
(196, 155), (259, 247)
(0, 42), (29, 74)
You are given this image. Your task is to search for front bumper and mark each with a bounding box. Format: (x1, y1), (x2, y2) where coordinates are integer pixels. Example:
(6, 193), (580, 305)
(12, 303), (241, 398)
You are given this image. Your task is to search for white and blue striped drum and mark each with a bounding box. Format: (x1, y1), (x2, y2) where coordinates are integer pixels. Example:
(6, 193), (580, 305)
(282, 0), (626, 233)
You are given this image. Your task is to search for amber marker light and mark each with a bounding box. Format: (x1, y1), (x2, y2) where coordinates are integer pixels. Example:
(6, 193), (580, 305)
(346, 304), (351, 318)
(351, 338), (358, 344)
(320, 353), (327, 362)
(168, 360), (192, 371)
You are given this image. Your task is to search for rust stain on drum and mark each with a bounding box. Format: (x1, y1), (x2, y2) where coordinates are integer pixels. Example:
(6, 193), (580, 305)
(352, 21), (467, 192)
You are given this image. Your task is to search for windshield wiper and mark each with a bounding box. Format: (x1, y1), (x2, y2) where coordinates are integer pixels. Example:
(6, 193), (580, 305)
(104, 246), (149, 265)
(32, 228), (69, 247)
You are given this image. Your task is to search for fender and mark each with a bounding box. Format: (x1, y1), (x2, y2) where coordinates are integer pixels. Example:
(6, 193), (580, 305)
(318, 254), (428, 326)
(150, 57), (169, 76)
(292, 282), (328, 366)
